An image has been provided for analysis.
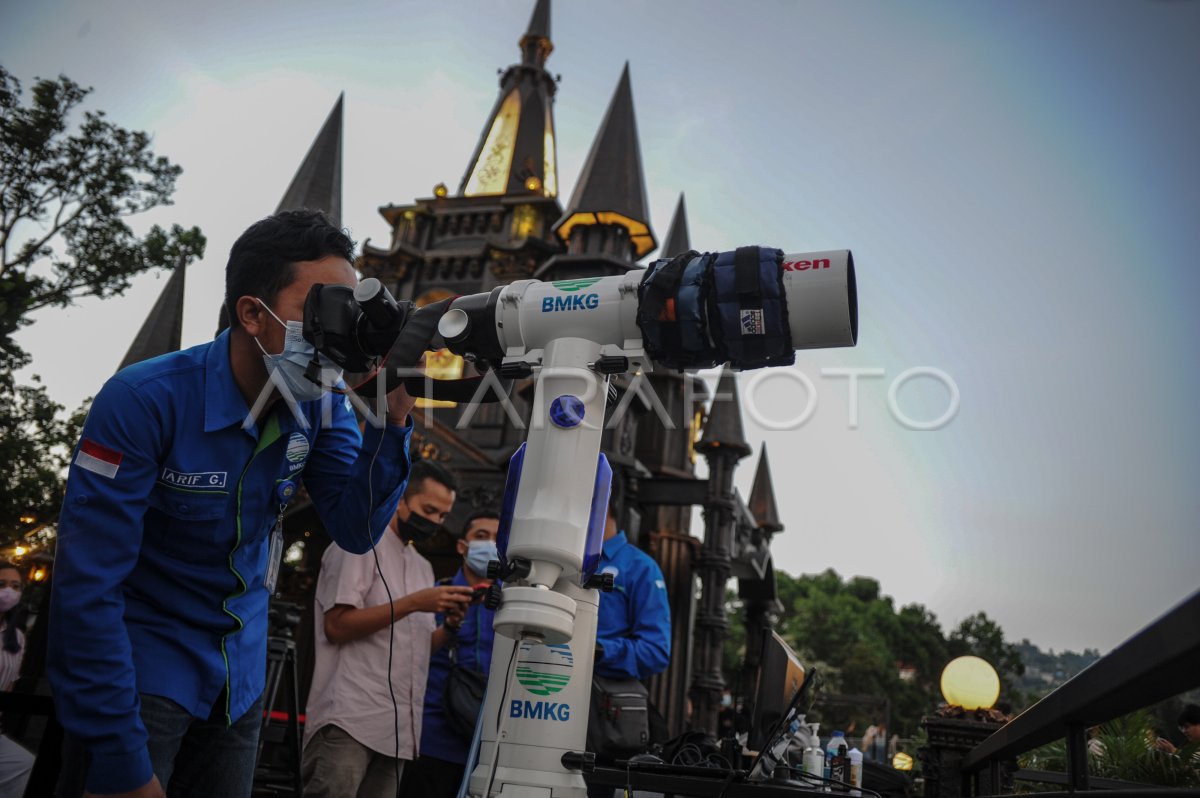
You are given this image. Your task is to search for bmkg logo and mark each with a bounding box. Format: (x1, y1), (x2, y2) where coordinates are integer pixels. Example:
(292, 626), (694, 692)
(515, 642), (573, 696)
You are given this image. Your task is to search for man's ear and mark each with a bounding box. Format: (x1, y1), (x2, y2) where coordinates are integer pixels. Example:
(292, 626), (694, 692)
(236, 296), (268, 336)
(456, 538), (469, 558)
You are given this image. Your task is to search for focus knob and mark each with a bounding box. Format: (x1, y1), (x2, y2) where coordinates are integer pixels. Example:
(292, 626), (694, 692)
(483, 583), (503, 611)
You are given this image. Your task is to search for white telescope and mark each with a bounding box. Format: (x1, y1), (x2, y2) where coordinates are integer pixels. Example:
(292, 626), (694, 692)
(428, 248), (857, 797)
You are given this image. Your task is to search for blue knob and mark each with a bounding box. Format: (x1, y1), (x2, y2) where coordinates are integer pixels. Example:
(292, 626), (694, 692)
(549, 395), (586, 429)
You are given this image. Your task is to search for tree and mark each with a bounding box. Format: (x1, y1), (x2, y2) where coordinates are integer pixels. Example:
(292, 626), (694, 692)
(948, 611), (1026, 708)
(0, 64), (205, 539)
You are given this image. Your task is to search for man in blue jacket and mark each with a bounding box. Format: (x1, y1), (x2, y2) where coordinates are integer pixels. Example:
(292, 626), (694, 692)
(48, 211), (417, 798)
(594, 504), (671, 683)
(403, 509), (501, 797)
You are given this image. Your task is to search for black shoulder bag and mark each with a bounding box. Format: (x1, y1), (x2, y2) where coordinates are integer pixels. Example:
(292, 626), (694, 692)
(444, 639), (488, 740)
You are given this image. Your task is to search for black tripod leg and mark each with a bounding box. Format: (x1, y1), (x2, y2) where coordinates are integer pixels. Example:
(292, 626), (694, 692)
(286, 646), (302, 797)
(258, 641), (286, 764)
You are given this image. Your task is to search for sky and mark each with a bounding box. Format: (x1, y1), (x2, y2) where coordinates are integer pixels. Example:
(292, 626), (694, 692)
(2, 0), (1198, 656)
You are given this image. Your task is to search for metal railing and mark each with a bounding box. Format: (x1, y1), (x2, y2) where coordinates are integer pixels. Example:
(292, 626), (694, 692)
(959, 589), (1200, 796)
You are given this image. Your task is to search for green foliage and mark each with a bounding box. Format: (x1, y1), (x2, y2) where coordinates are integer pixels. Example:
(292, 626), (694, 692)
(0, 64), (205, 540)
(0, 376), (87, 539)
(1020, 710), (1200, 789)
(0, 64), (205, 359)
(725, 568), (1028, 737)
(948, 612), (1027, 708)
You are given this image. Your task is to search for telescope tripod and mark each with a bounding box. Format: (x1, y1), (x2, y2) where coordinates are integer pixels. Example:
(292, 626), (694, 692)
(254, 635), (303, 797)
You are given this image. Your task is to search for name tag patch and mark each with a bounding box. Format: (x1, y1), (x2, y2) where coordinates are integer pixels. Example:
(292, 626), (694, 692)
(160, 468), (228, 489)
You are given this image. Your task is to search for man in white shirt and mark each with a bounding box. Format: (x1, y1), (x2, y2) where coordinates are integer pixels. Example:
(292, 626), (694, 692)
(302, 460), (473, 797)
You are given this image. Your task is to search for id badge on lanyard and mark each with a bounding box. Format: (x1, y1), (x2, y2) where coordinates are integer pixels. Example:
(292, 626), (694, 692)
(265, 479), (297, 594)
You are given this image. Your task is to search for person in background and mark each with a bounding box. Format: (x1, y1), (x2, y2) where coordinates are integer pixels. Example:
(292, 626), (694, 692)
(862, 720), (888, 763)
(302, 460), (473, 798)
(0, 563), (32, 798)
(587, 500), (672, 798)
(594, 501), (671, 682)
(1156, 704), (1200, 755)
(403, 509), (502, 797)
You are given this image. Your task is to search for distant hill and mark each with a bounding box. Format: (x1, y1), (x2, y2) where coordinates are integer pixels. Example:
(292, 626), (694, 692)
(1014, 639), (1102, 700)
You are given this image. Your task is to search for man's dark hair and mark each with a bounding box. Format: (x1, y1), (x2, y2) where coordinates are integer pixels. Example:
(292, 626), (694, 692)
(1180, 704), (1200, 727)
(405, 459), (458, 498)
(224, 209), (355, 328)
(461, 509), (501, 538)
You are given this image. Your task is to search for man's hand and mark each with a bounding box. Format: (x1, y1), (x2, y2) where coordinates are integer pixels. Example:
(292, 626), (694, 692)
(384, 355), (425, 426)
(85, 776), (166, 798)
(406, 585), (474, 615)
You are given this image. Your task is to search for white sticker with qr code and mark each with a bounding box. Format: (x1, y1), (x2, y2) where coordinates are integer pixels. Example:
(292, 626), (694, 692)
(740, 308), (765, 335)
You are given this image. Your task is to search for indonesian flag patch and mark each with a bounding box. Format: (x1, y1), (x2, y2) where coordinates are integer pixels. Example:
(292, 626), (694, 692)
(75, 439), (123, 479)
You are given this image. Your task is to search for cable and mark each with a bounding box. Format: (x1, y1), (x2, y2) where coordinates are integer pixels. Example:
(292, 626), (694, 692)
(361, 419), (402, 795)
(777, 765), (884, 798)
(483, 639), (520, 797)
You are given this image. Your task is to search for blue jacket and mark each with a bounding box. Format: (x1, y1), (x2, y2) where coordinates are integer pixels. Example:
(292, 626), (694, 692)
(419, 569), (496, 765)
(47, 331), (412, 794)
(594, 532), (671, 681)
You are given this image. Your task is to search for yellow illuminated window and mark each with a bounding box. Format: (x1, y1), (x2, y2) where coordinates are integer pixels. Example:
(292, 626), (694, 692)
(416, 348), (466, 409)
(543, 103), (557, 198)
(464, 90), (521, 196)
(511, 204), (540, 239)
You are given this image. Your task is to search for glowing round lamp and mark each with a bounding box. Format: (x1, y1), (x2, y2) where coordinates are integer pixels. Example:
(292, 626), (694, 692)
(525, 175), (542, 193)
(433, 182), (448, 198)
(940, 655), (1000, 710)
(892, 752), (913, 771)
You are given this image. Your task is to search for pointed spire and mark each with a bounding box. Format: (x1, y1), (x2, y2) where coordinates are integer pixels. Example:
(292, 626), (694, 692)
(696, 366), (752, 459)
(216, 94), (345, 335)
(553, 63), (656, 259)
(119, 262), (186, 371)
(276, 94), (344, 226)
(748, 444), (784, 534)
(660, 193), (691, 258)
(521, 0), (552, 65)
(459, 0), (558, 198)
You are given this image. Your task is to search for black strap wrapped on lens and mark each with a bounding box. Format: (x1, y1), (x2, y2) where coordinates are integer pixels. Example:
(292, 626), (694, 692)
(639, 246), (793, 371)
(708, 246), (793, 370)
(637, 250), (722, 370)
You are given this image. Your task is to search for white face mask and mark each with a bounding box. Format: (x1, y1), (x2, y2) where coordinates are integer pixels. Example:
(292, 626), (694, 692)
(254, 300), (343, 402)
(0, 587), (21, 613)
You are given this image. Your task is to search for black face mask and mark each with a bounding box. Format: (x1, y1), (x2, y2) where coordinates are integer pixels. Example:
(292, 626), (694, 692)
(396, 510), (440, 543)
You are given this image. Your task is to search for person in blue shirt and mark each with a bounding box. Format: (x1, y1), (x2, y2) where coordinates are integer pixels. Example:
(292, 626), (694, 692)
(402, 509), (501, 797)
(594, 503), (671, 682)
(47, 211), (417, 798)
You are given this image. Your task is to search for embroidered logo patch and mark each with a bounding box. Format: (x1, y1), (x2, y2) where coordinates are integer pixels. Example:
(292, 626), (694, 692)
(285, 432), (309, 464)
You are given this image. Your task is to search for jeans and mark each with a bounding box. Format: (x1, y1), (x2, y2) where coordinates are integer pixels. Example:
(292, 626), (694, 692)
(56, 691), (263, 798)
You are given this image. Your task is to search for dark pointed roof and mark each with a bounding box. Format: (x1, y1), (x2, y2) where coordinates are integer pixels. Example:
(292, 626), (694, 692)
(660, 193), (691, 258)
(276, 94), (344, 226)
(748, 444), (784, 533)
(523, 0), (551, 48)
(216, 94), (346, 334)
(118, 262), (186, 371)
(552, 63), (656, 258)
(696, 366), (752, 458)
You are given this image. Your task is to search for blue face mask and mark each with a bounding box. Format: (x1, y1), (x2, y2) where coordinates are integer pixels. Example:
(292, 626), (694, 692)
(254, 300), (342, 403)
(465, 540), (499, 578)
